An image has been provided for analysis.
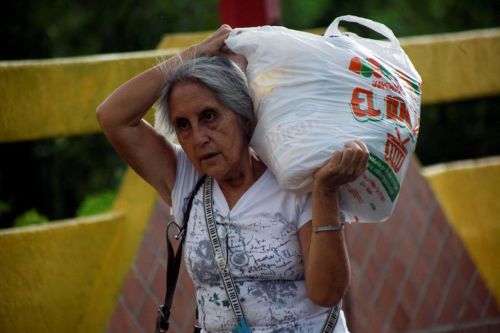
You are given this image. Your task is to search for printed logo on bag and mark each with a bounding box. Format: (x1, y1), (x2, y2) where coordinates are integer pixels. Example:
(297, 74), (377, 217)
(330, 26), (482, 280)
(350, 88), (413, 131)
(385, 127), (410, 173)
(359, 174), (387, 204)
(348, 56), (420, 142)
(386, 95), (412, 130)
(348, 56), (421, 95)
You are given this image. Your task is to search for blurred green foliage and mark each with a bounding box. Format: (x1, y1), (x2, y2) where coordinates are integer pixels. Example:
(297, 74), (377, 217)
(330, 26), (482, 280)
(1, 0), (219, 60)
(0, 0), (499, 228)
(76, 190), (117, 217)
(417, 96), (500, 165)
(0, 135), (126, 228)
(282, 0), (499, 35)
(0, 201), (11, 216)
(13, 209), (49, 228)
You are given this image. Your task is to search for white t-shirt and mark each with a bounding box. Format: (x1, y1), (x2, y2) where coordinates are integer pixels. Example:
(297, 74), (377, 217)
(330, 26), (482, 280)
(172, 146), (349, 332)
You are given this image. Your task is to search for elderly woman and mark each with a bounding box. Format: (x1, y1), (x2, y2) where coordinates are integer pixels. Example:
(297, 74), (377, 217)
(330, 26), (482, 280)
(97, 25), (368, 332)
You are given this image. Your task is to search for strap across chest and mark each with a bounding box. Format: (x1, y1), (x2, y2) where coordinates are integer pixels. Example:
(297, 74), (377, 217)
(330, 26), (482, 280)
(202, 176), (341, 332)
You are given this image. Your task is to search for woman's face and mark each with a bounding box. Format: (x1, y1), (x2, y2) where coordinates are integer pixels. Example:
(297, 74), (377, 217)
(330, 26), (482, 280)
(169, 81), (248, 181)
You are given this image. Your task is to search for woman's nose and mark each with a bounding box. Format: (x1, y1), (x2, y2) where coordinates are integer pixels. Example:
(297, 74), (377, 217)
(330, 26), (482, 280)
(192, 125), (210, 146)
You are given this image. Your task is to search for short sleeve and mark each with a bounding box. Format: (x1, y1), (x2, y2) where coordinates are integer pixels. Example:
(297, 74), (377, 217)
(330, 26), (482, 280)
(296, 193), (313, 230)
(171, 145), (201, 226)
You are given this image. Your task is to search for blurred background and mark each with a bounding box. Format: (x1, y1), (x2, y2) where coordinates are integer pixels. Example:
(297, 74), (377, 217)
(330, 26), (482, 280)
(0, 0), (499, 229)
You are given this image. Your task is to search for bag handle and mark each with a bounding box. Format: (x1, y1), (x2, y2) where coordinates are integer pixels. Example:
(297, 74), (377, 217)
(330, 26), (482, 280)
(325, 15), (400, 48)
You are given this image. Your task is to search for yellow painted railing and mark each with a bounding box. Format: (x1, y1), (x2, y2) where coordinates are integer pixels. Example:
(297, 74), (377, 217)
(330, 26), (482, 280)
(0, 49), (180, 332)
(0, 28), (499, 332)
(423, 157), (500, 303)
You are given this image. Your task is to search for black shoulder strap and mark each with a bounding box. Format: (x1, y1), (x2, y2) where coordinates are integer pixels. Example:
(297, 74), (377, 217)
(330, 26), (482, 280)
(155, 175), (206, 333)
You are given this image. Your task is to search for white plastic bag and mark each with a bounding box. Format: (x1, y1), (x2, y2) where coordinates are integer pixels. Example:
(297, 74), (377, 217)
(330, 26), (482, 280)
(225, 15), (421, 222)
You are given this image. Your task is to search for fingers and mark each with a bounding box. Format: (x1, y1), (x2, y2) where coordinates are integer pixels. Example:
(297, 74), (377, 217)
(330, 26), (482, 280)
(313, 140), (369, 190)
(346, 140), (369, 177)
(219, 24), (232, 31)
(336, 140), (370, 180)
(213, 24), (232, 43)
(210, 24), (232, 50)
(192, 25), (232, 57)
(357, 140), (370, 176)
(337, 150), (359, 182)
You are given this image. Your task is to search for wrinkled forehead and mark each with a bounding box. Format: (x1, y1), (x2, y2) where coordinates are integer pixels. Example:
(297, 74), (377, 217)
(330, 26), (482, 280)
(169, 80), (215, 107)
(168, 80), (223, 108)
(167, 81), (237, 124)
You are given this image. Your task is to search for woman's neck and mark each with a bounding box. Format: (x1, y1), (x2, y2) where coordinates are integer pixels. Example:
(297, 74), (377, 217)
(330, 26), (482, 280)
(217, 154), (267, 209)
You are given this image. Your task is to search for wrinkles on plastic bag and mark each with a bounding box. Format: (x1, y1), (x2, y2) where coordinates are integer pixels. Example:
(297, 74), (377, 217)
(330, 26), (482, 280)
(227, 22), (421, 223)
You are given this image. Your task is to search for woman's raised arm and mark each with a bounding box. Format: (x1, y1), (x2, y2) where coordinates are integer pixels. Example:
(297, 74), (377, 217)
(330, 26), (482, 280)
(299, 140), (369, 307)
(96, 25), (232, 205)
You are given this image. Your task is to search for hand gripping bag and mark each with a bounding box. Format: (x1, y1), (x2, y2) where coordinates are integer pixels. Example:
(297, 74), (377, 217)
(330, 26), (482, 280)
(225, 15), (422, 222)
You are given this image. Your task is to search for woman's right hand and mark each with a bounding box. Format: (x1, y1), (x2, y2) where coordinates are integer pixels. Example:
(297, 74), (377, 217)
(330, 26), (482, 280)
(182, 24), (248, 72)
(97, 24), (239, 208)
(183, 24), (232, 59)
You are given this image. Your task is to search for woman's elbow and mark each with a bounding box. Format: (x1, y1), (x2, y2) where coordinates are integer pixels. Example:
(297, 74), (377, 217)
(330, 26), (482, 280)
(309, 288), (346, 308)
(96, 103), (112, 130)
(307, 275), (350, 307)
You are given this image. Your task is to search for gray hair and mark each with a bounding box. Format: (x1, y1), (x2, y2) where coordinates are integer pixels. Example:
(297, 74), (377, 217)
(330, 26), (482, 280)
(155, 56), (256, 141)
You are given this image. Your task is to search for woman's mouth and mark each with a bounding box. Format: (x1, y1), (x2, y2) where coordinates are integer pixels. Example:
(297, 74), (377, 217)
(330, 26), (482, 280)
(201, 152), (220, 163)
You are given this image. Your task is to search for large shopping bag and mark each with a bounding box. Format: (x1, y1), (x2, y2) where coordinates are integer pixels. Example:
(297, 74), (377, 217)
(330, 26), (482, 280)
(225, 15), (421, 222)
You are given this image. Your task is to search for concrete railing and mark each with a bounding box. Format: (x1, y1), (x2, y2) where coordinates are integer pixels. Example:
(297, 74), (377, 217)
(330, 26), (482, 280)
(0, 27), (499, 332)
(0, 49), (179, 332)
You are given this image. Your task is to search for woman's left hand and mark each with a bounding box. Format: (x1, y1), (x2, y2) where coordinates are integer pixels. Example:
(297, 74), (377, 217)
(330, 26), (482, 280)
(313, 140), (369, 192)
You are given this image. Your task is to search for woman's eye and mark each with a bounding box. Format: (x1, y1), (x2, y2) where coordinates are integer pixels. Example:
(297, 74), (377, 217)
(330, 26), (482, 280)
(203, 110), (217, 122)
(176, 119), (190, 131)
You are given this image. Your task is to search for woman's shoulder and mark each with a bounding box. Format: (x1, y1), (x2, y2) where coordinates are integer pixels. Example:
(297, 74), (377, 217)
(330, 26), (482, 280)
(171, 145), (203, 218)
